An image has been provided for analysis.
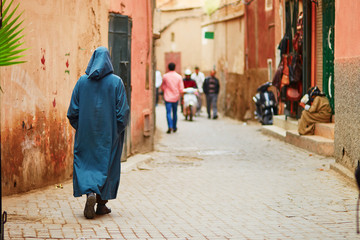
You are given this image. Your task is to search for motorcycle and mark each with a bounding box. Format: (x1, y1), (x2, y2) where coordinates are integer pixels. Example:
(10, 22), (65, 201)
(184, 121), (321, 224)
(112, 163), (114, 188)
(183, 87), (198, 121)
(253, 82), (278, 125)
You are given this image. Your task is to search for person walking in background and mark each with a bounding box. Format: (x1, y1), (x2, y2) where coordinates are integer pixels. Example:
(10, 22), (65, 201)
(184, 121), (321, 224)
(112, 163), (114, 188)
(155, 70), (162, 106)
(183, 69), (197, 88)
(181, 69), (197, 113)
(67, 47), (130, 219)
(161, 62), (184, 133)
(191, 66), (205, 115)
(203, 70), (220, 119)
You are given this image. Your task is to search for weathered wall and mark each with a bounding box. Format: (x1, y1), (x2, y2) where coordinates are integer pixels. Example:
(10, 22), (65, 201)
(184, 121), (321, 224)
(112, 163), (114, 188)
(211, 18), (246, 115)
(225, 69), (268, 120)
(334, 58), (360, 170)
(155, 7), (203, 75)
(110, 0), (155, 154)
(334, 1), (360, 60)
(247, 0), (275, 69)
(0, 0), (109, 195)
(334, 0), (360, 171)
(0, 0), (154, 196)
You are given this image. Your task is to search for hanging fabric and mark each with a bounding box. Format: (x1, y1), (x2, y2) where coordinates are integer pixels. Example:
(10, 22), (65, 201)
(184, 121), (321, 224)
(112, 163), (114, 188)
(285, 1), (293, 53)
(292, 0), (299, 36)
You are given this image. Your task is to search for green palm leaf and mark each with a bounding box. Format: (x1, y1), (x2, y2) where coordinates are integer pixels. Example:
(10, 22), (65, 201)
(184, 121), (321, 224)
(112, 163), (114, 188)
(0, 0), (27, 66)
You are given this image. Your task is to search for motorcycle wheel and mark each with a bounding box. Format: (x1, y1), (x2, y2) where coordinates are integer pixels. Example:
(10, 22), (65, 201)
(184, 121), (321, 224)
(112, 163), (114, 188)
(262, 115), (273, 125)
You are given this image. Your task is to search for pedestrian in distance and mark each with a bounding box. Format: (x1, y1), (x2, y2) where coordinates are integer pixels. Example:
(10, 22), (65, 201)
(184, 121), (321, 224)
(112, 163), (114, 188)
(183, 69), (198, 121)
(191, 66), (205, 115)
(67, 46), (130, 219)
(203, 70), (220, 119)
(183, 69), (197, 89)
(161, 62), (184, 133)
(155, 70), (162, 106)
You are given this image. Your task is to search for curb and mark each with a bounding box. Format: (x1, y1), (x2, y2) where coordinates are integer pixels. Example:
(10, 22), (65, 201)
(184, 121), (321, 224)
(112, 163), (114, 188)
(330, 162), (356, 187)
(121, 154), (153, 173)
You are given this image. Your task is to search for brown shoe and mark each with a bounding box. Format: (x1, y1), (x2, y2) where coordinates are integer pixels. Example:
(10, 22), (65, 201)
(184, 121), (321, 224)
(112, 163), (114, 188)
(84, 193), (96, 219)
(96, 204), (111, 215)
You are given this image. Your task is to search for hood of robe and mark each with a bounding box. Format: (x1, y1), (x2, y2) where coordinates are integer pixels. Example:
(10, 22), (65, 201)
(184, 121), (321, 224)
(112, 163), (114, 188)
(85, 46), (114, 80)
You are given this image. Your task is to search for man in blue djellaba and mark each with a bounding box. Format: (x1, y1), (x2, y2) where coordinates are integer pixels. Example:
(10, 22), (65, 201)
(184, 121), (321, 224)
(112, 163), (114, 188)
(67, 46), (129, 219)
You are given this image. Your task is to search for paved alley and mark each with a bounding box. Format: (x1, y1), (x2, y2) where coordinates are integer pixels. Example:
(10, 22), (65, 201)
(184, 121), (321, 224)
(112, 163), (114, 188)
(3, 106), (359, 239)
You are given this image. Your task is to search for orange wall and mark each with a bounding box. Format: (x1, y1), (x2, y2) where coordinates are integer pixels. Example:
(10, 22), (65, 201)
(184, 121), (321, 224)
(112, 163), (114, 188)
(109, 0), (154, 153)
(335, 0), (360, 59)
(0, 0), (154, 196)
(0, 0), (110, 195)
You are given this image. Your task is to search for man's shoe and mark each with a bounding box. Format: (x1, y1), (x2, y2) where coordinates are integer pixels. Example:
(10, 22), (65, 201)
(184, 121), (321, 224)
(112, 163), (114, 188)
(166, 128), (172, 134)
(213, 115), (218, 119)
(208, 115), (211, 119)
(96, 204), (111, 215)
(173, 128), (177, 133)
(84, 193), (96, 219)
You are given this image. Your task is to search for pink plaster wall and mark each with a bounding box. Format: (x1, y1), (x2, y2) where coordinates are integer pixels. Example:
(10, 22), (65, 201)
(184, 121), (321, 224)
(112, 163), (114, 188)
(335, 0), (360, 59)
(109, 0), (154, 154)
(0, 0), (110, 195)
(0, 0), (154, 195)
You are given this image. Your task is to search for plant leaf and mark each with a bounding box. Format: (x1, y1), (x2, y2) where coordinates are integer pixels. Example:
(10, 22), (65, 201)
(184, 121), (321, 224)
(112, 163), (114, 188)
(0, 0), (26, 67)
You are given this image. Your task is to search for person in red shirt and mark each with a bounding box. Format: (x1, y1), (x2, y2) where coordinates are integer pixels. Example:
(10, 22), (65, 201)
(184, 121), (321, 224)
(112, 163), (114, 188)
(181, 69), (198, 116)
(161, 63), (184, 133)
(183, 69), (198, 89)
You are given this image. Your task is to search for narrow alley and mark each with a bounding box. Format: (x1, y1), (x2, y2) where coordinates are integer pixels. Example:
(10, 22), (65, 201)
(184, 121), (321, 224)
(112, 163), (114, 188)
(3, 106), (358, 239)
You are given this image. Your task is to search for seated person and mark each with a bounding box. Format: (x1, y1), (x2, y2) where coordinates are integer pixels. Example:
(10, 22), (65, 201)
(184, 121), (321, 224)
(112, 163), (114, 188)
(298, 86), (332, 135)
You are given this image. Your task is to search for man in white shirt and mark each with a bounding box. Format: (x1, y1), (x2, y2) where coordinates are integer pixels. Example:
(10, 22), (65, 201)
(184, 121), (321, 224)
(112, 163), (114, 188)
(191, 66), (205, 114)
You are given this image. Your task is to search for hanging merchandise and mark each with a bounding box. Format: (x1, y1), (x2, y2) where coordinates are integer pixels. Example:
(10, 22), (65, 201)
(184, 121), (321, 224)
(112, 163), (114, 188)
(273, 1), (303, 118)
(289, 54), (303, 84)
(293, 12), (304, 54)
(278, 35), (289, 56)
(292, 0), (299, 36)
(272, 61), (284, 90)
(281, 56), (290, 86)
(285, 1), (293, 52)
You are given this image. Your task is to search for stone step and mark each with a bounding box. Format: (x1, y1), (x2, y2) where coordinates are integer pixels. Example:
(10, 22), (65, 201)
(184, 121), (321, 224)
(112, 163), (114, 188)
(314, 123), (334, 140)
(273, 115), (298, 131)
(286, 130), (334, 157)
(262, 125), (286, 141)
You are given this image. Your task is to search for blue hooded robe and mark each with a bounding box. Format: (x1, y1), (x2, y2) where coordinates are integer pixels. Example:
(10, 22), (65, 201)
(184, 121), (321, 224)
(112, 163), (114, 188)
(67, 47), (129, 200)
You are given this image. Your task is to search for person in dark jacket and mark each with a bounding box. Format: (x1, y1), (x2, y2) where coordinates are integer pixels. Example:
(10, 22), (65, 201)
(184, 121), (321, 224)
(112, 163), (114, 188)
(203, 70), (220, 119)
(67, 47), (129, 219)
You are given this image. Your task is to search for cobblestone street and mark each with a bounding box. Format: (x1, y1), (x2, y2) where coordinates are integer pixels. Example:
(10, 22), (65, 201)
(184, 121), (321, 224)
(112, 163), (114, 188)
(3, 106), (359, 239)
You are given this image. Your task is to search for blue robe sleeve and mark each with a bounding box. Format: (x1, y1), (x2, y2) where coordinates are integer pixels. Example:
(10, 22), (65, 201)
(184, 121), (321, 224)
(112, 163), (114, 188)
(67, 81), (80, 130)
(116, 81), (130, 134)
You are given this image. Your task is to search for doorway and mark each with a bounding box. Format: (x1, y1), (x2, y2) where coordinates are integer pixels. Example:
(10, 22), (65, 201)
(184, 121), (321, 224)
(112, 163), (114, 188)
(108, 13), (132, 160)
(165, 52), (181, 74)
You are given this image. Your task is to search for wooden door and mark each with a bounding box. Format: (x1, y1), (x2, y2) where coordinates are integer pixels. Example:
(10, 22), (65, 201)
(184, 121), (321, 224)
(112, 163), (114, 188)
(165, 52), (181, 74)
(323, 0), (335, 112)
(108, 13), (132, 160)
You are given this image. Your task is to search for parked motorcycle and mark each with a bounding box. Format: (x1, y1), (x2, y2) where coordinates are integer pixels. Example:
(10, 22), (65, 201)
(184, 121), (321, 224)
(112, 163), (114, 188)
(183, 87), (198, 121)
(253, 82), (278, 125)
